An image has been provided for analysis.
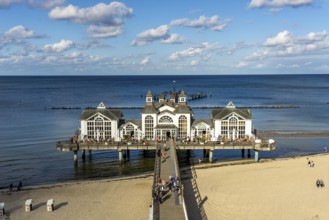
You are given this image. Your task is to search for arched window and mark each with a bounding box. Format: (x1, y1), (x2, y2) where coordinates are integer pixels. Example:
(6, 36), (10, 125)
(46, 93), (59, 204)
(95, 118), (103, 133)
(145, 116), (154, 139)
(178, 115), (187, 138)
(221, 115), (245, 140)
(87, 116), (111, 140)
(159, 116), (173, 123)
(229, 117), (238, 131)
(196, 123), (207, 138)
(104, 121), (112, 140)
(125, 124), (135, 136)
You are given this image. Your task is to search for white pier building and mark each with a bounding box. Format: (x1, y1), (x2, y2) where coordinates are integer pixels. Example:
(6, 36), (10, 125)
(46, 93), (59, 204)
(79, 91), (254, 143)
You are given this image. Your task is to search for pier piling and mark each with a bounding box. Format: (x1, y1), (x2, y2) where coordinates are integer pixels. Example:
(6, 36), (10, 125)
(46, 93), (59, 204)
(118, 149), (123, 163)
(127, 149), (130, 158)
(254, 150), (259, 162)
(209, 149), (214, 163)
(73, 150), (78, 164)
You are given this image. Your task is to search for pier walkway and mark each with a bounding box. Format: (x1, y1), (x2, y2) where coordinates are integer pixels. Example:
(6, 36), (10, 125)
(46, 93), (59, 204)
(154, 140), (186, 220)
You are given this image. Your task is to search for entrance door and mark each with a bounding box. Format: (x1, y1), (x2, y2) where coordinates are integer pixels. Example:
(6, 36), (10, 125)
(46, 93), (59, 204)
(166, 131), (171, 139)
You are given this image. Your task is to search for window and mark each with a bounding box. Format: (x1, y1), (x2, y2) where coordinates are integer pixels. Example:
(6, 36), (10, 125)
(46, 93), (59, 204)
(104, 121), (112, 140)
(221, 115), (246, 140)
(145, 115), (154, 139)
(238, 121), (245, 137)
(178, 115), (188, 138)
(159, 116), (173, 123)
(87, 121), (94, 138)
(125, 124), (135, 136)
(86, 116), (111, 140)
(197, 124), (205, 137)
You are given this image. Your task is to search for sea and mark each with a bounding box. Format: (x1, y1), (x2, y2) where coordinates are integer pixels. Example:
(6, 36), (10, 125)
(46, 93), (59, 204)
(0, 74), (329, 189)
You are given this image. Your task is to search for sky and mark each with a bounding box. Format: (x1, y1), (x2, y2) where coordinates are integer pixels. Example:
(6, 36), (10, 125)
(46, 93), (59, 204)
(0, 0), (328, 75)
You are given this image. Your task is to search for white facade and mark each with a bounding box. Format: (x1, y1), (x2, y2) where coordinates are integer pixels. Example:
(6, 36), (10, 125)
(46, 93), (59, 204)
(213, 102), (252, 141)
(80, 102), (120, 142)
(141, 91), (192, 140)
(79, 96), (253, 142)
(191, 121), (215, 141)
(119, 121), (142, 141)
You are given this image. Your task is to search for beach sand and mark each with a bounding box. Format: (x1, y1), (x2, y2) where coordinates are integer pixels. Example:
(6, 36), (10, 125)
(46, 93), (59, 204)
(2, 155), (329, 220)
(183, 154), (329, 220)
(0, 176), (152, 220)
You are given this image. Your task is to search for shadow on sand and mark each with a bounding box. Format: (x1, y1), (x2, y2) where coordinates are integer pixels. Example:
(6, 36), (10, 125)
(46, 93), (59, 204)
(56, 202), (68, 210)
(181, 165), (208, 220)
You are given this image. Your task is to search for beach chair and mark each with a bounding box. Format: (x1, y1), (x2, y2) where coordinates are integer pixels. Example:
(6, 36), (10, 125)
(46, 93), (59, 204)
(47, 199), (55, 212)
(0, 202), (5, 215)
(25, 199), (33, 212)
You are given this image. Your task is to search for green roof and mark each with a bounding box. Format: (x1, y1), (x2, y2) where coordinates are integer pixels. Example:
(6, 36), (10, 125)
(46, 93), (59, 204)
(120, 119), (142, 128)
(211, 107), (252, 120)
(81, 109), (122, 120)
(192, 119), (214, 128)
(141, 104), (158, 114)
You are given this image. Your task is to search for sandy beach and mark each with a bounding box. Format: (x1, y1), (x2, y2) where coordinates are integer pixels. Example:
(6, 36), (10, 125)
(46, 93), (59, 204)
(2, 154), (329, 220)
(0, 176), (152, 220)
(183, 154), (329, 220)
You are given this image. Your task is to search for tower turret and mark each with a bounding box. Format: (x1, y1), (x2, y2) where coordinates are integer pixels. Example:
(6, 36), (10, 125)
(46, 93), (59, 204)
(146, 90), (153, 105)
(178, 90), (186, 105)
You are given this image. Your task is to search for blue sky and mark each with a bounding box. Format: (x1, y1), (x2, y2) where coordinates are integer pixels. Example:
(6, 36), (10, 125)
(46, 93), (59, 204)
(0, 0), (328, 75)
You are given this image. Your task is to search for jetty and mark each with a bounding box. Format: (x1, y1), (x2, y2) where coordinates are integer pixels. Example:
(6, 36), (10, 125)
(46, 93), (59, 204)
(56, 137), (275, 219)
(56, 138), (275, 164)
(55, 89), (277, 219)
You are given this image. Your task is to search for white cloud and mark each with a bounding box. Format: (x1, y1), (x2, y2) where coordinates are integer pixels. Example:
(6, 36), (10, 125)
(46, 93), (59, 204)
(0, 0), (65, 9)
(264, 30), (293, 46)
(49, 2), (133, 38)
(140, 56), (150, 65)
(132, 14), (229, 46)
(170, 15), (230, 31)
(131, 25), (170, 46)
(236, 61), (249, 68)
(248, 30), (329, 60)
(0, 25), (44, 47)
(87, 25), (123, 38)
(249, 0), (314, 8)
(44, 39), (74, 52)
(66, 51), (82, 58)
(168, 42), (220, 61)
(190, 60), (199, 66)
(4, 25), (35, 39)
(160, 34), (185, 44)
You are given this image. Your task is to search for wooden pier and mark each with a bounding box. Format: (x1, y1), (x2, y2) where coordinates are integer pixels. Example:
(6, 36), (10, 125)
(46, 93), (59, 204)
(56, 139), (275, 164)
(56, 139), (275, 219)
(150, 140), (187, 220)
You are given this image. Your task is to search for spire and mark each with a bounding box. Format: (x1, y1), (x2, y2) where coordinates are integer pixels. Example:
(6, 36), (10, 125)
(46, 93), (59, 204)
(170, 93), (176, 103)
(97, 102), (106, 109)
(179, 90), (186, 105)
(159, 94), (164, 102)
(146, 90), (153, 105)
(226, 101), (235, 109)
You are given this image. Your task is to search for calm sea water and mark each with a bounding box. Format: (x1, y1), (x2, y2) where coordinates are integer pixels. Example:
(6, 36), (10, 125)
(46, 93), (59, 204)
(0, 75), (329, 189)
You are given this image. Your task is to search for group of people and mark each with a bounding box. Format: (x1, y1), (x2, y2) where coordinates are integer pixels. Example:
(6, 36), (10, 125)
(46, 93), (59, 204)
(153, 176), (181, 204)
(156, 139), (170, 163)
(307, 160), (315, 168)
(316, 179), (325, 188)
(9, 181), (23, 191)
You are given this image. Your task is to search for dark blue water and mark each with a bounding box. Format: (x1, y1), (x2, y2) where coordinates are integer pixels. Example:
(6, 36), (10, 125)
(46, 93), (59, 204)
(0, 75), (329, 189)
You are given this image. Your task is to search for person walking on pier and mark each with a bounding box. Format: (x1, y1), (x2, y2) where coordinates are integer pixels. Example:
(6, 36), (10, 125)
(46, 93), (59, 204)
(161, 150), (166, 162)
